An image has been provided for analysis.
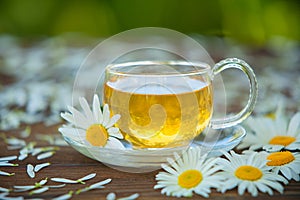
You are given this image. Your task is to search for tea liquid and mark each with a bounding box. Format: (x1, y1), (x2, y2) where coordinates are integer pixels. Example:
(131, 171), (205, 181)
(104, 77), (213, 148)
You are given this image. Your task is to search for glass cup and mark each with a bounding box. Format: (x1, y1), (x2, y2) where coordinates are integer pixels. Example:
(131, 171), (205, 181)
(103, 58), (257, 149)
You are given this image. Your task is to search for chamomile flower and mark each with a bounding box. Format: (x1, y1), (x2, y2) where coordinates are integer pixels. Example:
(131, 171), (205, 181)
(59, 94), (125, 149)
(154, 147), (223, 198)
(238, 111), (300, 152)
(216, 151), (288, 197)
(265, 151), (300, 181)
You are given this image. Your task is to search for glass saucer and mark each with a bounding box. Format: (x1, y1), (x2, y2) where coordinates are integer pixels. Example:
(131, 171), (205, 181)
(62, 125), (246, 173)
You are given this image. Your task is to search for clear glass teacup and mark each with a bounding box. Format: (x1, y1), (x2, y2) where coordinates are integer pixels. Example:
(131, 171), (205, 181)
(103, 58), (257, 149)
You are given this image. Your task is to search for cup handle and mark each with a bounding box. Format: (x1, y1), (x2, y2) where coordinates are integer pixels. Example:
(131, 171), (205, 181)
(210, 58), (258, 129)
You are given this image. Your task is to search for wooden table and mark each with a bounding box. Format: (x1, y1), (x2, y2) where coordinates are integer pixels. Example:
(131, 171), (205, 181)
(1, 123), (299, 200)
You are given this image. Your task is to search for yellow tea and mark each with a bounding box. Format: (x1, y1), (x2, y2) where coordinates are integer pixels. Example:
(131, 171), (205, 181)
(104, 77), (213, 148)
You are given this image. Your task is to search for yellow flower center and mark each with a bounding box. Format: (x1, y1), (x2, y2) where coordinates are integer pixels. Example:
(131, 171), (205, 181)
(267, 151), (295, 166)
(86, 124), (108, 147)
(235, 165), (262, 181)
(265, 112), (276, 120)
(178, 169), (203, 189)
(269, 136), (296, 146)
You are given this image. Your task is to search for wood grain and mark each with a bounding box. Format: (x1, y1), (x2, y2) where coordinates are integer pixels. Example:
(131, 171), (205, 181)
(1, 123), (299, 200)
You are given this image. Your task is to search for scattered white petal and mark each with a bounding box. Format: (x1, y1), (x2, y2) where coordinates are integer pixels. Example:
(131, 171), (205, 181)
(35, 134), (66, 146)
(52, 191), (73, 200)
(29, 187), (49, 195)
(106, 192), (116, 200)
(106, 192), (139, 200)
(34, 162), (51, 172)
(31, 146), (57, 156)
(0, 193), (24, 200)
(0, 186), (11, 192)
(48, 184), (66, 188)
(5, 137), (26, 147)
(19, 126), (31, 138)
(18, 154), (28, 161)
(118, 193), (139, 200)
(0, 155), (17, 162)
(50, 178), (78, 184)
(14, 186), (36, 192)
(14, 178), (48, 192)
(51, 173), (96, 184)
(76, 178), (111, 194)
(0, 170), (15, 176)
(7, 145), (23, 150)
(38, 178), (48, 186)
(27, 164), (35, 178)
(25, 198), (44, 200)
(90, 178), (112, 189)
(37, 151), (55, 160)
(0, 162), (18, 167)
(77, 173), (96, 183)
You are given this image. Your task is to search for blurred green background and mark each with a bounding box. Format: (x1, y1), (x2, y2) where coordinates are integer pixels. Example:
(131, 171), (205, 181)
(0, 0), (299, 46)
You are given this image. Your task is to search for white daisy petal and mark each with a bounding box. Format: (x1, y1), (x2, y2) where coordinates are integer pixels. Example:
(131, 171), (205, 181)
(238, 181), (249, 195)
(265, 151), (300, 182)
(241, 108), (300, 152)
(93, 94), (103, 124)
(67, 106), (90, 129)
(287, 112), (300, 137)
(155, 147), (223, 198)
(286, 142), (300, 150)
(288, 169), (300, 181)
(248, 182), (258, 197)
(60, 112), (75, 124)
(263, 144), (284, 152)
(79, 97), (94, 123)
(161, 164), (178, 176)
(256, 181), (273, 195)
(217, 151), (287, 196)
(107, 127), (123, 139)
(105, 114), (121, 128)
(260, 179), (284, 194)
(58, 126), (85, 142)
(102, 104), (110, 127)
(166, 157), (180, 171)
(219, 179), (238, 193)
(60, 95), (124, 150)
(281, 167), (292, 180)
(105, 137), (125, 150)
